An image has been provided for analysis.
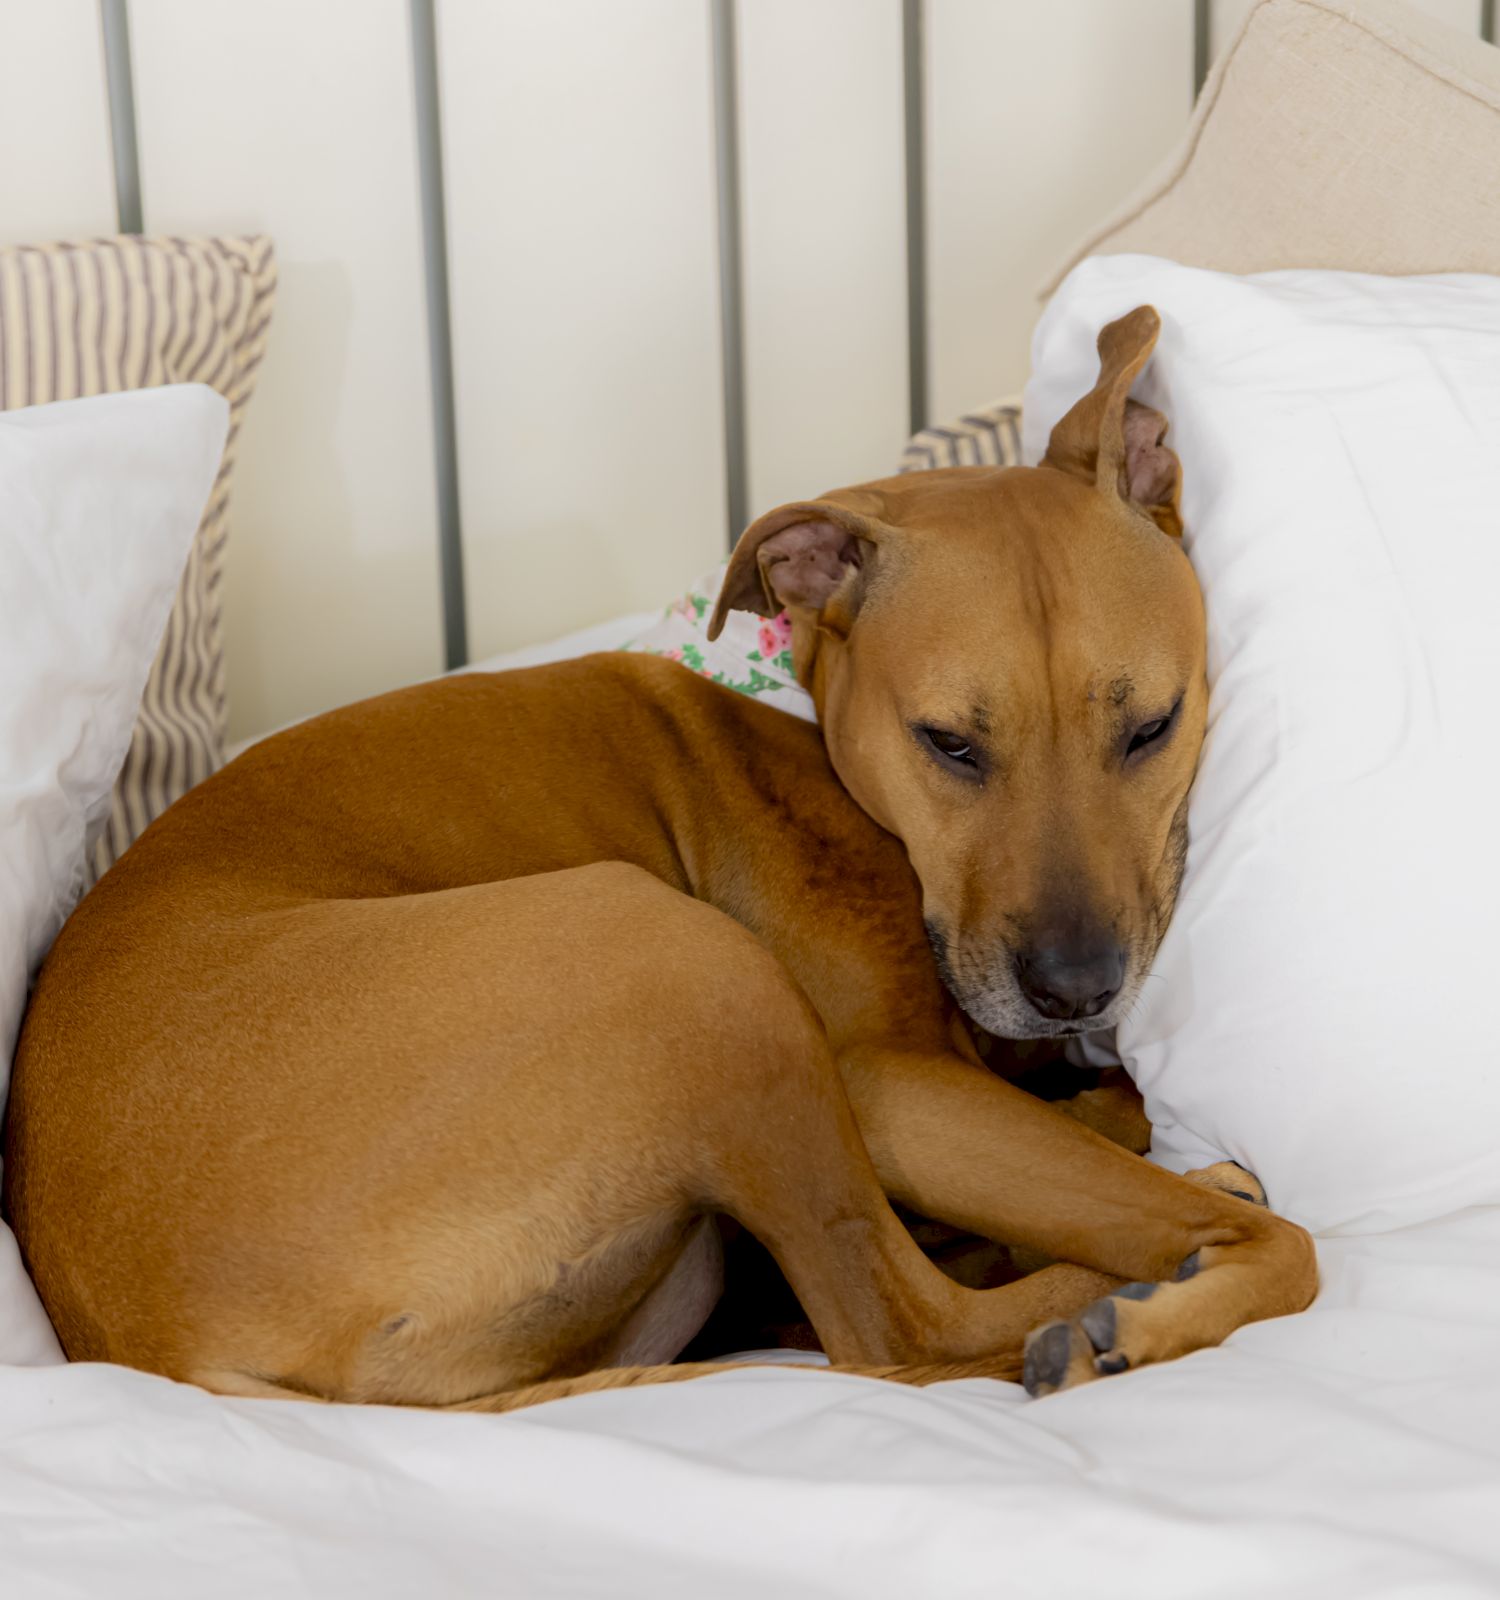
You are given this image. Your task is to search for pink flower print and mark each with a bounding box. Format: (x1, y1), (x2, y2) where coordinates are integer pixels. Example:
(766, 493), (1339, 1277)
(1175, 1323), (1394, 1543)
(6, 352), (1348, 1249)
(758, 613), (792, 659)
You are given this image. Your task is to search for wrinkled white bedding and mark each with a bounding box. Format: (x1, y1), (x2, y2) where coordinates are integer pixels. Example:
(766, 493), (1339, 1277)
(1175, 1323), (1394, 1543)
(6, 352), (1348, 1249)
(4, 1211), (1498, 1597)
(9, 630), (1500, 1597)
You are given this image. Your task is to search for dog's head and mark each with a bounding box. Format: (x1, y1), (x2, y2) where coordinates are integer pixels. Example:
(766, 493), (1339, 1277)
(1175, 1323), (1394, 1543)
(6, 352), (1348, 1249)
(710, 307), (1205, 1040)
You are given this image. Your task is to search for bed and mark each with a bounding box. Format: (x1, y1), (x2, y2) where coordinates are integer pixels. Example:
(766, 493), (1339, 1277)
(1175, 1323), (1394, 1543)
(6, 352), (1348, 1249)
(9, 496), (1500, 1591)
(10, 498), (1500, 1593)
(2, 1208), (1497, 1598)
(6, 2), (1500, 1596)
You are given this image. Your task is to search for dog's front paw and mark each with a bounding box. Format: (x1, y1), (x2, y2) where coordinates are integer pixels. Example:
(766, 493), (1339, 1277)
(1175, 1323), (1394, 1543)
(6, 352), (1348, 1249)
(1186, 1159), (1267, 1208)
(1022, 1162), (1285, 1398)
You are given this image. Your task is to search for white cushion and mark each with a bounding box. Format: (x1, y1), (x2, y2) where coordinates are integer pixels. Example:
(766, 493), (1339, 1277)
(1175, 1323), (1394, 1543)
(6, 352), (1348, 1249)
(1022, 256), (1500, 1235)
(1, 386), (229, 1363)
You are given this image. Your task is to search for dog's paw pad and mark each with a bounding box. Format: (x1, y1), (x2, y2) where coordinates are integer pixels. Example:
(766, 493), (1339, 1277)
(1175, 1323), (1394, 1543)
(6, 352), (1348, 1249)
(1027, 1280), (1166, 1395)
(1078, 1293), (1117, 1353)
(1188, 1161), (1267, 1208)
(1022, 1319), (1095, 1397)
(1173, 1250), (1201, 1282)
(1080, 1286), (1152, 1376)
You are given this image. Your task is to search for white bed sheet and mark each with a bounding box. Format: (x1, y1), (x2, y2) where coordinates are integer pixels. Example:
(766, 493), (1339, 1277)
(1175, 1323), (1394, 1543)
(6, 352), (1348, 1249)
(10, 623), (1500, 1596)
(4, 1212), (1499, 1597)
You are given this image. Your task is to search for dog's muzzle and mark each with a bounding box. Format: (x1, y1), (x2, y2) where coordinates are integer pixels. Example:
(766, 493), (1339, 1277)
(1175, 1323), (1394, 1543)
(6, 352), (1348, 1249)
(1013, 940), (1125, 1024)
(926, 919), (1134, 1040)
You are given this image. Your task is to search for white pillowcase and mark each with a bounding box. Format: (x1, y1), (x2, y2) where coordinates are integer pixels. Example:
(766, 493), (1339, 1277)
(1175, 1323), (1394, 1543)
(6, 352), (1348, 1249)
(1, 386), (229, 1363)
(1023, 256), (1500, 1236)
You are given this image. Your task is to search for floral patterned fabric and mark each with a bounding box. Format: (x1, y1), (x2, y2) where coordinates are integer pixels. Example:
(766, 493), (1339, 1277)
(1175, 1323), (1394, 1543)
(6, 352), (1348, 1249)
(620, 398), (1023, 723)
(620, 567), (817, 723)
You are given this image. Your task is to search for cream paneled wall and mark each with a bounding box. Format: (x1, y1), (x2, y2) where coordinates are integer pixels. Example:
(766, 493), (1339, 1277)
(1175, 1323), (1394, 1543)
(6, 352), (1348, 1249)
(738, 0), (909, 513)
(439, 0), (726, 665)
(928, 0), (1193, 423)
(130, 0), (444, 741)
(0, 2), (115, 239)
(3, 1), (1490, 740)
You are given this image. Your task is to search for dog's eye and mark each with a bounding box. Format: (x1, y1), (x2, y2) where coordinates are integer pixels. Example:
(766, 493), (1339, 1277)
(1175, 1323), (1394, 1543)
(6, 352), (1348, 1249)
(1126, 715), (1172, 757)
(923, 728), (977, 766)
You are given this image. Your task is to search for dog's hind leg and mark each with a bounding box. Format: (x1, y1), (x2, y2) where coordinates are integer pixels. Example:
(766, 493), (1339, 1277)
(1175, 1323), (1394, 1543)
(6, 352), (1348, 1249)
(164, 863), (1118, 1410)
(407, 1256), (1128, 1415)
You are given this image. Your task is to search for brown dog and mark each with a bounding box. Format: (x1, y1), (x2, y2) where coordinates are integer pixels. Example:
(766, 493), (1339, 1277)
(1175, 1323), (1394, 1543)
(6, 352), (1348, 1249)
(4, 308), (1315, 1411)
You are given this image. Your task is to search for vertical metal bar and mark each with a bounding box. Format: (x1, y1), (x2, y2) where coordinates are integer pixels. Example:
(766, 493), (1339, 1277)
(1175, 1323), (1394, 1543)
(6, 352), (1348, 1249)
(99, 0), (144, 234)
(710, 0), (749, 547)
(409, 0), (468, 670)
(1482, 0), (1496, 45)
(901, 0), (928, 437)
(1193, 0), (1212, 99)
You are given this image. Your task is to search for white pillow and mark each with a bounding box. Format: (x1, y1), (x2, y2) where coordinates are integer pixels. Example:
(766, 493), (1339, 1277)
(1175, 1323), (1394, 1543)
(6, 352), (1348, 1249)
(1, 386), (229, 1363)
(1023, 256), (1500, 1236)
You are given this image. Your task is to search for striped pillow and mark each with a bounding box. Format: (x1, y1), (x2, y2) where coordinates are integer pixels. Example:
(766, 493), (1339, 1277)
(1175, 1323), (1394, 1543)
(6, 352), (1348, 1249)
(899, 398), (1023, 472)
(0, 234), (275, 873)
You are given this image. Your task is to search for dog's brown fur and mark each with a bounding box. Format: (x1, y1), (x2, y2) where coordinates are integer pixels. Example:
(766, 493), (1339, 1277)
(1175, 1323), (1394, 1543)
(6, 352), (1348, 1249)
(3, 309), (1316, 1411)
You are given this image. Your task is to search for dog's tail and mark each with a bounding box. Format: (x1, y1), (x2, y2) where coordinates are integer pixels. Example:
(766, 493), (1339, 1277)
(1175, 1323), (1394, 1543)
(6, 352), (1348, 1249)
(202, 1350), (1023, 1415)
(442, 1350), (1024, 1415)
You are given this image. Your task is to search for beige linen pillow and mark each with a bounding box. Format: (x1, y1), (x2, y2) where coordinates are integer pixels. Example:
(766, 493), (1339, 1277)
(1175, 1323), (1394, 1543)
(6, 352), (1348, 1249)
(1044, 0), (1500, 292)
(0, 234), (275, 872)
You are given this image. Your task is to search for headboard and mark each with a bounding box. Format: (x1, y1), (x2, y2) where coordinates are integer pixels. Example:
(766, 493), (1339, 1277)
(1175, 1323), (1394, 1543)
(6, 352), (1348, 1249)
(8, 0), (1495, 740)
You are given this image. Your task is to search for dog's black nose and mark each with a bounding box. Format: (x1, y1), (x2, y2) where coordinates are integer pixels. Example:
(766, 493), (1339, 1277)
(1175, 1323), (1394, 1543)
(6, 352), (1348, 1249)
(1016, 941), (1125, 1023)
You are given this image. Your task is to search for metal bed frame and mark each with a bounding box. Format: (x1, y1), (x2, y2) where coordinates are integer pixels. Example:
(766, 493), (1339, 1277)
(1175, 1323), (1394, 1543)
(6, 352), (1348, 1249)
(93, 0), (1498, 673)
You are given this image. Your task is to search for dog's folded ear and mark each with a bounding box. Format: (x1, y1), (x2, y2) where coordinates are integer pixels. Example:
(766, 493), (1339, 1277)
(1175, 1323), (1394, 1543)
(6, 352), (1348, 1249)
(708, 497), (890, 641)
(1042, 305), (1184, 539)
